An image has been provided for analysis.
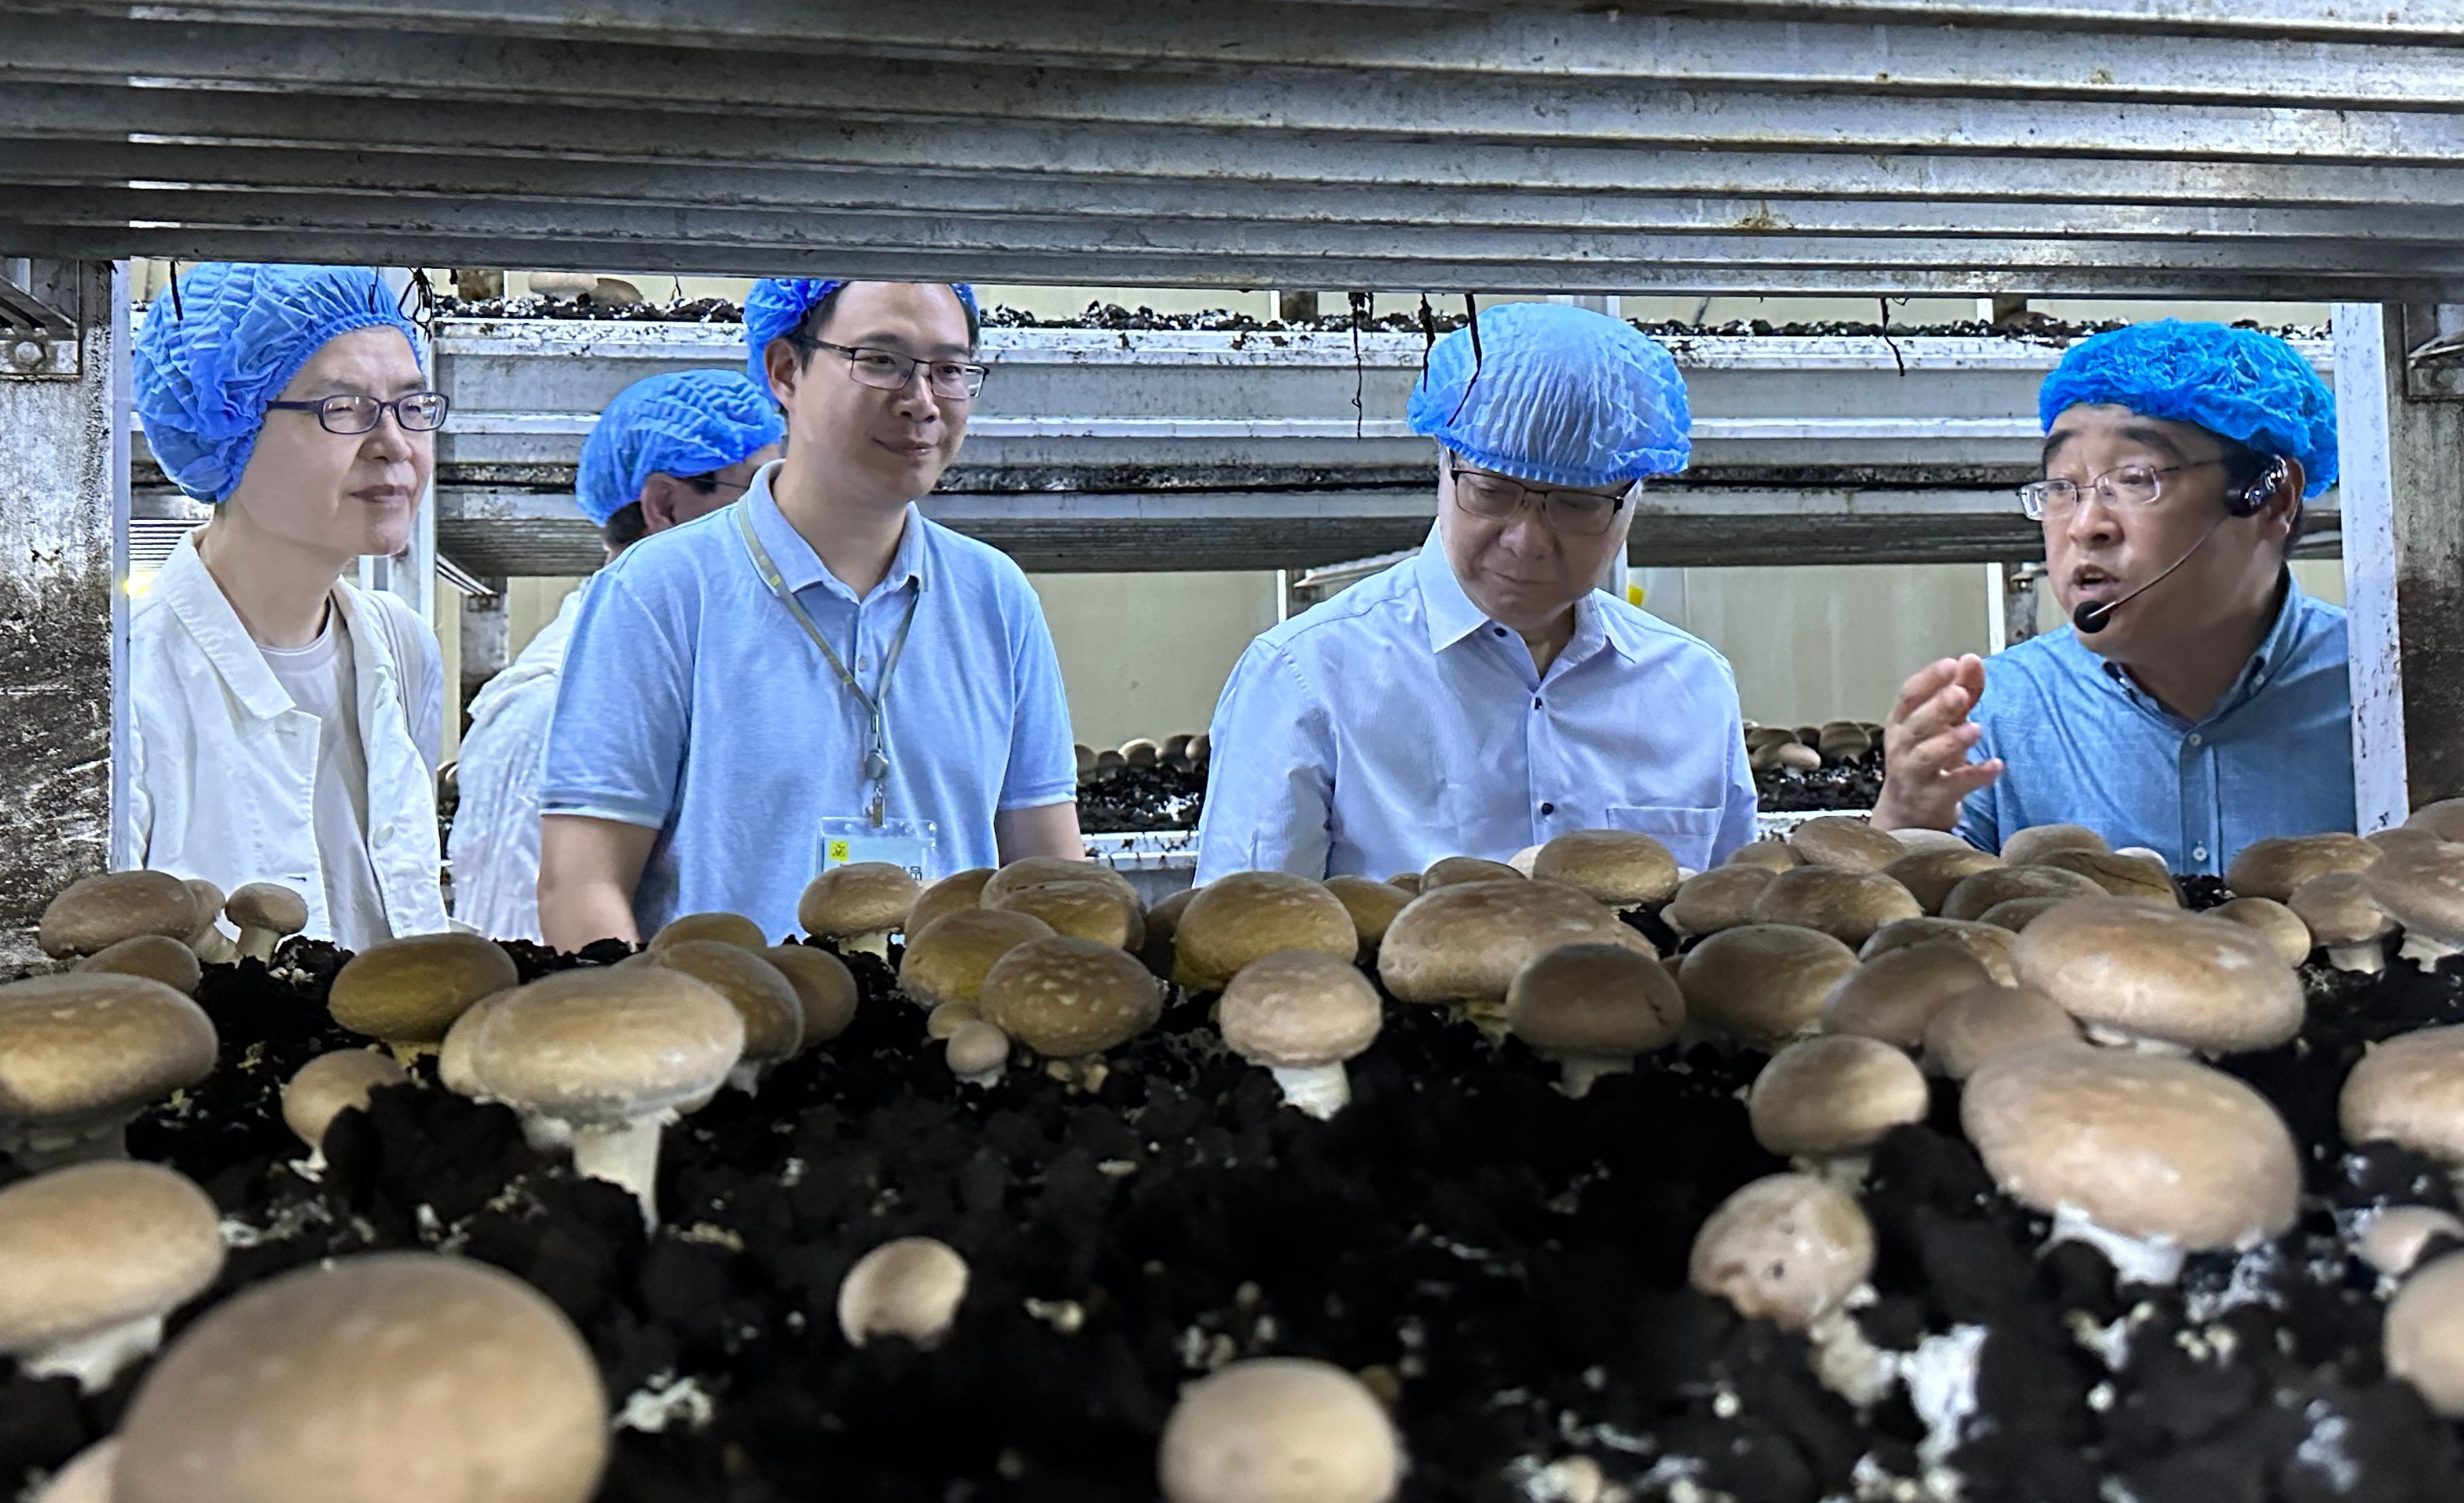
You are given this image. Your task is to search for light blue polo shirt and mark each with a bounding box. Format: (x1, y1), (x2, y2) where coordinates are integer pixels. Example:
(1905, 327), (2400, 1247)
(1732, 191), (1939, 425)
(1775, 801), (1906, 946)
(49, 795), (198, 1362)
(540, 462), (1076, 938)
(1956, 572), (2354, 875)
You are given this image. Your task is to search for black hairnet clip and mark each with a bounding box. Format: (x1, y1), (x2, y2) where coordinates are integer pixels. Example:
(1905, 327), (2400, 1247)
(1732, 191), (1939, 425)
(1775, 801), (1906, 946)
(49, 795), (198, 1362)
(167, 259), (183, 322)
(1414, 294), (1438, 389)
(1350, 291), (1371, 439)
(1446, 291), (1483, 424)
(397, 269), (439, 331)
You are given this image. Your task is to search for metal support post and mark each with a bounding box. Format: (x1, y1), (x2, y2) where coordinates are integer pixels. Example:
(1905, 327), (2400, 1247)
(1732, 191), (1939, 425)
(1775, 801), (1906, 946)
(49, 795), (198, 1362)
(2000, 561), (2044, 647)
(0, 259), (126, 967)
(459, 580), (510, 703)
(2333, 303), (2464, 830)
(359, 267), (437, 624)
(1272, 291), (1319, 324)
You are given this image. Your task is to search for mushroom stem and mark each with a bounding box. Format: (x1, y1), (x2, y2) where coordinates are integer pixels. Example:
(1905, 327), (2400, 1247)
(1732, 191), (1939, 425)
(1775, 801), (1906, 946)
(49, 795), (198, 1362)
(1267, 1063), (1352, 1119)
(1797, 1151), (1874, 1192)
(841, 932), (894, 962)
(2080, 1024), (2193, 1057)
(1, 1120), (128, 1173)
(725, 1062), (766, 1095)
(1546, 1052), (1633, 1100)
(25, 1313), (164, 1393)
(956, 1059), (1007, 1089)
(2048, 1204), (2186, 1287)
(522, 1112), (668, 1227)
(1806, 1306), (1895, 1408)
(188, 927), (238, 966)
(2402, 935), (2460, 970)
(2329, 942), (2388, 976)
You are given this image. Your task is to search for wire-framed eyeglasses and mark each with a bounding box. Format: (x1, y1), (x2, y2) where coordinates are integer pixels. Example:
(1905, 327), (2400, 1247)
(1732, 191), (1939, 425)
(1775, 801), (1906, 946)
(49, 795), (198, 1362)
(2019, 459), (2222, 521)
(264, 391), (451, 435)
(795, 337), (989, 401)
(1447, 461), (1631, 538)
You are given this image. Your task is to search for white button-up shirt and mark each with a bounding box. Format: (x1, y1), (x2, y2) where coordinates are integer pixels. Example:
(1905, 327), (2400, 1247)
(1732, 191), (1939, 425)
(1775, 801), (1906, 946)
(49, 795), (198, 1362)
(123, 533), (449, 949)
(445, 583), (584, 942)
(1195, 528), (1758, 883)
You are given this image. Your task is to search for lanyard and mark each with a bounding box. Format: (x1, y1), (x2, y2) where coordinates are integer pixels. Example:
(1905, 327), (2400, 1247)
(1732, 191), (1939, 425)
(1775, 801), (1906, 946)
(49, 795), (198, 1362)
(736, 502), (922, 826)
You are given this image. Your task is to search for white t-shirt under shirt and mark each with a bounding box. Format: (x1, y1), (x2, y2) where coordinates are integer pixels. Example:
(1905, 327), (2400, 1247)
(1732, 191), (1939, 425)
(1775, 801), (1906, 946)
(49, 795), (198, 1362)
(257, 611), (393, 951)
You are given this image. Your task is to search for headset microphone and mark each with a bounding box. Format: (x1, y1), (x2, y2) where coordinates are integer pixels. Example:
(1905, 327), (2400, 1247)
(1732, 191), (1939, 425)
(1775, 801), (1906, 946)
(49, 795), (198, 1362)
(2069, 458), (2286, 636)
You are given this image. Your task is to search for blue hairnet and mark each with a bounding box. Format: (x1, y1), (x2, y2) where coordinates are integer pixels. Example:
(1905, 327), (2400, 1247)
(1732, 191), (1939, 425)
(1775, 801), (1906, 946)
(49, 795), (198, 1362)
(2039, 320), (2337, 499)
(1407, 302), (1691, 487)
(576, 370), (787, 525)
(743, 278), (980, 394)
(133, 263), (424, 504)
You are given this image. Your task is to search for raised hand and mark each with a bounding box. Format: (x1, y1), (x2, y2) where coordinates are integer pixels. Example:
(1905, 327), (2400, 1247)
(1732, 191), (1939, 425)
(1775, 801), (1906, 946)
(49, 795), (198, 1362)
(1871, 655), (2004, 833)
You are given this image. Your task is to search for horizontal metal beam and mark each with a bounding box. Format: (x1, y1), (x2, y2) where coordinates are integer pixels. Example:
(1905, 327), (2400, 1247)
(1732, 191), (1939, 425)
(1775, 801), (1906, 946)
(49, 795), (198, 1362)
(17, 0), (2458, 109)
(11, 141), (2456, 248)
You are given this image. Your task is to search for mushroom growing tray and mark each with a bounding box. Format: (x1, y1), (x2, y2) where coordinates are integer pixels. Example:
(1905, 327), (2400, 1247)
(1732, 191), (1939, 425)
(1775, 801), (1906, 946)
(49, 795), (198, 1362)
(1754, 750), (1885, 814)
(1076, 764), (1208, 834)
(6, 906), (2464, 1503)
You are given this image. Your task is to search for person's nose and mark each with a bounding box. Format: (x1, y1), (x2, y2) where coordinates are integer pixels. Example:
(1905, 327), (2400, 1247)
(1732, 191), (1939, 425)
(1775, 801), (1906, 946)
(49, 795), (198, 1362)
(2062, 489), (2123, 550)
(359, 408), (418, 464)
(889, 364), (944, 425)
(1497, 498), (1557, 557)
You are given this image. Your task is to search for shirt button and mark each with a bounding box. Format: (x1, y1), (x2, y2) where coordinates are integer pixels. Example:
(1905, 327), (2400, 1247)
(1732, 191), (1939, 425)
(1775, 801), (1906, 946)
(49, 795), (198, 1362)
(1539, 802), (1556, 816)
(858, 659), (871, 672)
(2187, 733), (2203, 747)
(2193, 845), (2209, 862)
(1493, 628), (1507, 638)
(1533, 697), (1544, 710)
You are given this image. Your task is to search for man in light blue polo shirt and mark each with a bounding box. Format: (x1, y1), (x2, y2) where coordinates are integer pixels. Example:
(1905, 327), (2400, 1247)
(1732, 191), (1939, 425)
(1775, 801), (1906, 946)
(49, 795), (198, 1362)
(536, 278), (1081, 946)
(1873, 321), (2352, 873)
(1195, 302), (1757, 882)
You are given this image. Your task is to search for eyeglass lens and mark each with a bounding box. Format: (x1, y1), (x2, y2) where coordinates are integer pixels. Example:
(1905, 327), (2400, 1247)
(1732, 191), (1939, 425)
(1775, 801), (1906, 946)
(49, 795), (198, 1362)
(842, 347), (986, 400)
(317, 393), (450, 434)
(1453, 471), (1618, 536)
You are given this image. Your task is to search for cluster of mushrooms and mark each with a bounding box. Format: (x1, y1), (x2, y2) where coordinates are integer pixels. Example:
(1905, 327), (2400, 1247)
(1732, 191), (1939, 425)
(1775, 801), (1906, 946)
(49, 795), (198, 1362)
(1074, 733), (1210, 783)
(1743, 718), (1880, 774)
(12, 800), (2464, 1503)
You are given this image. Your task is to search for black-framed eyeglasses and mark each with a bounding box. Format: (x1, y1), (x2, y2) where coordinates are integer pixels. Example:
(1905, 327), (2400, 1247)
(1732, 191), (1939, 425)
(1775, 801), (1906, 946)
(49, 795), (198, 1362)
(2019, 458), (2222, 521)
(264, 391), (451, 435)
(793, 337), (988, 401)
(1447, 460), (1630, 538)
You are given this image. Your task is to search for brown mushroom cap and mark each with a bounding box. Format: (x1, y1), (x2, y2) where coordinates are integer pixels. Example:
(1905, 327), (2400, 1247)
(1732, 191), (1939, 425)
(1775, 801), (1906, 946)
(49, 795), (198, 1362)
(0, 974), (217, 1162)
(1725, 840), (1805, 873)
(981, 856), (1139, 911)
(39, 871), (200, 959)
(2406, 800), (2464, 843)
(646, 911), (768, 952)
(1384, 871), (1424, 894)
(1893, 828), (1986, 854)
(329, 932), (521, 1047)
(1664, 866), (1776, 938)
(987, 878), (1145, 951)
(1175, 872), (1358, 990)
(1749, 1034), (1928, 1158)
(2364, 838), (2464, 963)
(1940, 864), (2106, 922)
(435, 988), (510, 1099)
(2388, 1252), (2464, 1418)
(1820, 942), (1994, 1047)
(944, 1020), (1011, 1080)
(2289, 872), (2395, 957)
(1531, 830), (1681, 907)
(764, 945), (861, 1046)
(75, 936), (202, 995)
(1881, 846), (2003, 915)
(837, 1236), (971, 1348)
(1422, 855), (1525, 890)
(925, 1001), (981, 1040)
(1158, 1357), (1402, 1503)
(2011, 898), (2304, 1053)
(1921, 982), (2079, 1080)
(1688, 1173), (1876, 1330)
(1219, 951), (1384, 1068)
(1998, 823), (2109, 867)
(1505, 942), (1684, 1058)
(1858, 917), (2018, 985)
(1321, 876), (1412, 953)
(643, 940), (804, 1065)
(181, 879), (233, 961)
(0, 1162), (223, 1367)
(2369, 825), (2450, 862)
(1139, 887), (1202, 978)
(33, 1440), (116, 1503)
(907, 868), (996, 937)
(979, 936), (1163, 1058)
(113, 1252), (608, 1503)
(1785, 816), (1904, 873)
(1962, 1042), (2300, 1251)
(797, 863), (923, 941)
(1978, 896), (2065, 933)
(2339, 1024), (2464, 1164)
(2209, 896), (2314, 967)
(223, 882), (309, 949)
(1378, 880), (1645, 1007)
(280, 1049), (410, 1151)
(1747, 866), (1922, 946)
(2033, 849), (2180, 906)
(2356, 1206), (2464, 1280)
(1677, 923), (1862, 1050)
(466, 968), (745, 1126)
(2224, 833), (2378, 902)
(899, 909), (1057, 1010)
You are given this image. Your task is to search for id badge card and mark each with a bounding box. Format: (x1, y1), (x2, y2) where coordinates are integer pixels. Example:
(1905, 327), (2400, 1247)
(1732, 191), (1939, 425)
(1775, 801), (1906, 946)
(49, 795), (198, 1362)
(819, 816), (937, 885)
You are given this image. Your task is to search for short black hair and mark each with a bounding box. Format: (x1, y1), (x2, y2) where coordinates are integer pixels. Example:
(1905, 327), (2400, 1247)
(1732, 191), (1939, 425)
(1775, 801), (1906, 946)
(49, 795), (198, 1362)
(788, 282), (981, 362)
(598, 471), (729, 552)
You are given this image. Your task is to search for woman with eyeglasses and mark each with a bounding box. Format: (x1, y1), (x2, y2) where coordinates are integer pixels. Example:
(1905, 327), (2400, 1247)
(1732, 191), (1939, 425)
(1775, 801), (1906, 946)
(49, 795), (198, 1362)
(536, 278), (1082, 949)
(125, 262), (453, 951)
(1193, 301), (1759, 883)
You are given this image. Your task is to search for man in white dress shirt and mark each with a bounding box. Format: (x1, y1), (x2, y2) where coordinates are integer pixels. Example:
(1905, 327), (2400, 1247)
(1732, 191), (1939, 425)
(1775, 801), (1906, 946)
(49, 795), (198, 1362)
(447, 369), (783, 940)
(1195, 301), (1757, 882)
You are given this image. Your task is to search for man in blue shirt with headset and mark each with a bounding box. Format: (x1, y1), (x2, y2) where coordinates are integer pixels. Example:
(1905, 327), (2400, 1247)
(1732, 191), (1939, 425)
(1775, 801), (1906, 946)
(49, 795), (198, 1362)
(1872, 321), (2354, 874)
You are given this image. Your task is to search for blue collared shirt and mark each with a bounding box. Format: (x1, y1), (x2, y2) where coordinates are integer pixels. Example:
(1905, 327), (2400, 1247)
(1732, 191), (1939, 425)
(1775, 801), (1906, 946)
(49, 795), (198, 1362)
(1957, 573), (2354, 874)
(1195, 527), (1757, 883)
(540, 462), (1076, 938)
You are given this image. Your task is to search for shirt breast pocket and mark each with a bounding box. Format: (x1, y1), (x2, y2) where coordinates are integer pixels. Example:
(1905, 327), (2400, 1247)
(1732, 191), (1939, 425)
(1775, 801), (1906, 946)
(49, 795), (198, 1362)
(1603, 804), (1723, 873)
